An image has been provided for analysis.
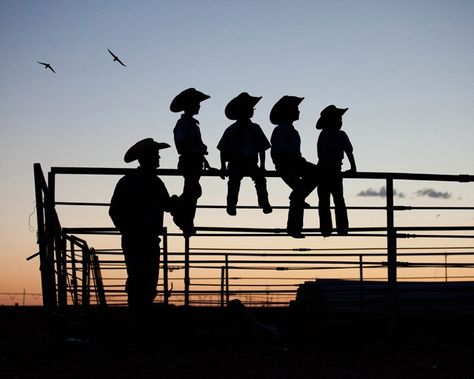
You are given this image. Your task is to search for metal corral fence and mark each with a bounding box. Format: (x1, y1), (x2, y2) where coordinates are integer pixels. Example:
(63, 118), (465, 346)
(33, 164), (474, 313)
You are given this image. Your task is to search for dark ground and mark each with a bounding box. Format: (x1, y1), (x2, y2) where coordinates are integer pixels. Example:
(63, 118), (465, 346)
(1, 305), (473, 378)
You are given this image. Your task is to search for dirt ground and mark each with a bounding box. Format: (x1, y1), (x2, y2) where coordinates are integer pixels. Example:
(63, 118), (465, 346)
(1, 306), (473, 378)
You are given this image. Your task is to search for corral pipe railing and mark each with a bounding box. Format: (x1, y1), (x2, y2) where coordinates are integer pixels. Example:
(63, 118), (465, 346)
(35, 164), (474, 311)
(33, 163), (57, 310)
(61, 234), (107, 308)
(55, 238), (474, 307)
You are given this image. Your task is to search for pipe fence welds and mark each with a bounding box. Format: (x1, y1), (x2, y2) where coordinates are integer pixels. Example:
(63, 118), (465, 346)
(33, 164), (474, 316)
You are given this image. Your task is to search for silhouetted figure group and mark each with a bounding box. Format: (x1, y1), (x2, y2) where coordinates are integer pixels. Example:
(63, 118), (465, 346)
(109, 89), (357, 334)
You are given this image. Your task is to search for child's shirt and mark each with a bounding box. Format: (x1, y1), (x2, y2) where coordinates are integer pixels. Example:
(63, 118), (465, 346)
(317, 129), (353, 170)
(270, 122), (303, 167)
(217, 120), (270, 165)
(173, 114), (207, 156)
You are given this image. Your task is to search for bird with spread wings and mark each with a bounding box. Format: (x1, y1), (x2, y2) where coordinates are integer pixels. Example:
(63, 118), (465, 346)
(108, 49), (126, 67)
(37, 61), (56, 73)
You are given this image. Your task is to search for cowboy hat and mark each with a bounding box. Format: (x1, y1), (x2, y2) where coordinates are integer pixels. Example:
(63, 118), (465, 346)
(124, 138), (170, 163)
(225, 92), (262, 120)
(316, 105), (348, 129)
(170, 88), (210, 113)
(269, 95), (304, 125)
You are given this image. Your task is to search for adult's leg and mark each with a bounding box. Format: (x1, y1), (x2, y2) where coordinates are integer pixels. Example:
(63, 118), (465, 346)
(122, 234), (160, 309)
(122, 234), (160, 343)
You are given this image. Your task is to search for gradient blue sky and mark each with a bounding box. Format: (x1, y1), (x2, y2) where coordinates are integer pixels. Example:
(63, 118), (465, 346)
(1, 1), (473, 302)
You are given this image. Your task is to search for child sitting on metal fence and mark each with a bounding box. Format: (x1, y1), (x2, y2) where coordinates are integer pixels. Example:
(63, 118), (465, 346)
(217, 92), (272, 216)
(170, 88), (212, 237)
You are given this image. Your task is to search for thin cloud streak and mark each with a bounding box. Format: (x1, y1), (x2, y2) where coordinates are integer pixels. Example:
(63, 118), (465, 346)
(357, 186), (405, 198)
(357, 187), (454, 200)
(416, 188), (452, 199)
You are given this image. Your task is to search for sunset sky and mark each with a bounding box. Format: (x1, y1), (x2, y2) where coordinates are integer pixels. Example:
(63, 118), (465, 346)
(1, 1), (473, 305)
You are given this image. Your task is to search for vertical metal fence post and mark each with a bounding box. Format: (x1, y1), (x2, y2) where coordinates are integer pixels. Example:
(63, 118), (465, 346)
(48, 171), (68, 307)
(91, 248), (106, 307)
(220, 267), (225, 308)
(162, 228), (169, 305)
(359, 255), (364, 312)
(58, 235), (68, 306)
(46, 172), (60, 308)
(184, 235), (190, 306)
(70, 240), (78, 306)
(82, 246), (90, 307)
(386, 178), (397, 318)
(34, 164), (56, 310)
(444, 253), (448, 283)
(225, 254), (230, 305)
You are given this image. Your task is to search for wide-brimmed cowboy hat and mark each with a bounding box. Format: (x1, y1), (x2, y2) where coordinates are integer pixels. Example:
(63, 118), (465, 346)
(225, 92), (262, 120)
(269, 96), (304, 125)
(316, 105), (348, 129)
(170, 88), (210, 113)
(124, 138), (170, 163)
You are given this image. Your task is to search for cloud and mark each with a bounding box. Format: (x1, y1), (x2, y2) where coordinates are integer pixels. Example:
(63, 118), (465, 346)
(358, 187), (386, 197)
(357, 187), (454, 200)
(357, 186), (405, 198)
(415, 188), (451, 199)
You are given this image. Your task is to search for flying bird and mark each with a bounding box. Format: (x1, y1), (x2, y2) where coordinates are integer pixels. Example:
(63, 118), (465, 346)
(107, 49), (126, 67)
(37, 61), (56, 73)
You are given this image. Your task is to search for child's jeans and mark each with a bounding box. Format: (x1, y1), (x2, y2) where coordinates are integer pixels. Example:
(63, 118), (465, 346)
(317, 171), (348, 236)
(227, 161), (270, 210)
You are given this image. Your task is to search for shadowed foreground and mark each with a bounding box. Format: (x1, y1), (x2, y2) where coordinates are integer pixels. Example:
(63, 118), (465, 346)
(1, 305), (473, 378)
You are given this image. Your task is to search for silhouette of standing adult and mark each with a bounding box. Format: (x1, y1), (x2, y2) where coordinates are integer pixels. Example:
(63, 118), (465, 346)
(170, 88), (211, 237)
(217, 92), (272, 216)
(270, 96), (319, 238)
(109, 138), (171, 333)
(316, 105), (357, 236)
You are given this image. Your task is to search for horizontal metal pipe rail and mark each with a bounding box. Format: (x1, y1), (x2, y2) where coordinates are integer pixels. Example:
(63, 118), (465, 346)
(35, 164), (474, 310)
(50, 166), (474, 183)
(61, 226), (474, 234)
(57, 233), (474, 306)
(56, 231), (474, 307)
